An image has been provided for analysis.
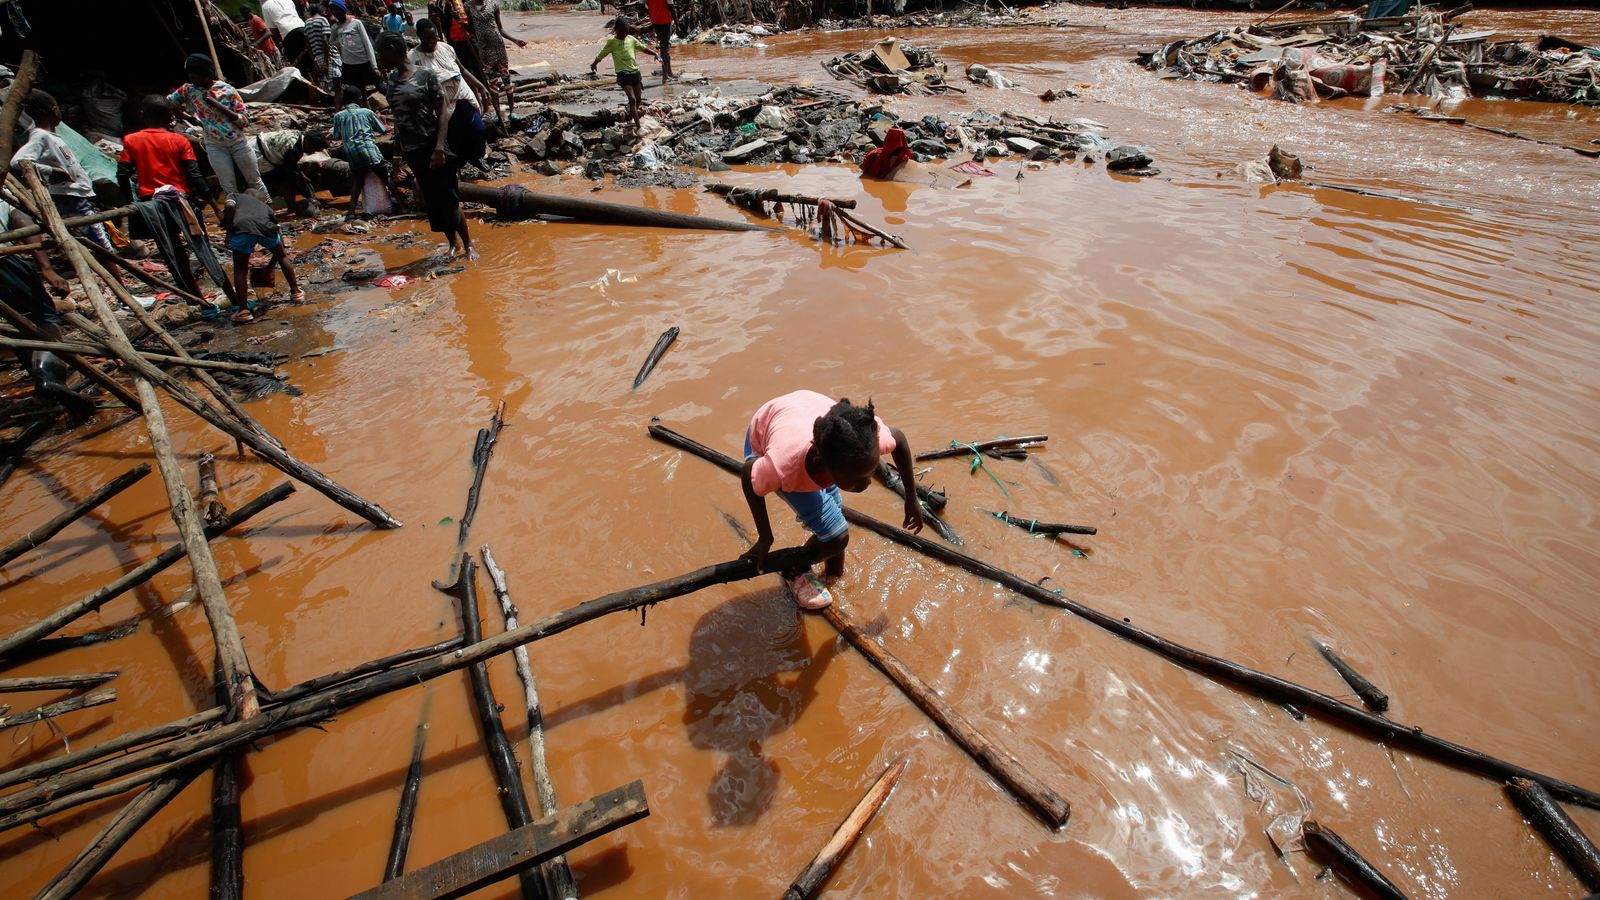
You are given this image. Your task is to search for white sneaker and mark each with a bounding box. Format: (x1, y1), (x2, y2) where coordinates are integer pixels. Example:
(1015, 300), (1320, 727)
(787, 571), (833, 610)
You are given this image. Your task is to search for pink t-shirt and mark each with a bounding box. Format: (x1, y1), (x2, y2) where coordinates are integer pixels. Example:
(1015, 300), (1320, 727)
(747, 390), (896, 495)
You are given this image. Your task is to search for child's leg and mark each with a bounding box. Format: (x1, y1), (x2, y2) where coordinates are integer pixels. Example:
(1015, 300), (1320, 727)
(271, 243), (301, 300)
(778, 486), (849, 578)
(819, 487), (847, 578)
(347, 165), (364, 215)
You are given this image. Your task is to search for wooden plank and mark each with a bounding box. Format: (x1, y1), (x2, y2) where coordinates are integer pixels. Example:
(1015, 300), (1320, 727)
(350, 781), (649, 900)
(785, 759), (907, 899)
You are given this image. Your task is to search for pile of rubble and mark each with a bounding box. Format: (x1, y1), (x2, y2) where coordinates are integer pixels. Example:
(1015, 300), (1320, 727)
(824, 37), (952, 96)
(1138, 5), (1600, 105)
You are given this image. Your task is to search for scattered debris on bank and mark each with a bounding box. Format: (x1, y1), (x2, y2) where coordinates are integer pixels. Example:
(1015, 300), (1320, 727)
(1140, 5), (1600, 105)
(825, 36), (955, 95)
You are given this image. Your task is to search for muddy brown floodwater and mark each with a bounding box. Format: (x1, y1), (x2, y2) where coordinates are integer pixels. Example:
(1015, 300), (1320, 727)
(4, 6), (1599, 898)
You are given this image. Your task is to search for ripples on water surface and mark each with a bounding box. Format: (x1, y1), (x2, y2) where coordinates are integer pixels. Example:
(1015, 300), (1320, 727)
(1, 6), (1597, 897)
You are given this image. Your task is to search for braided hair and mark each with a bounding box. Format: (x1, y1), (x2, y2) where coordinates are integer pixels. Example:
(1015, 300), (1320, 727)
(813, 398), (880, 477)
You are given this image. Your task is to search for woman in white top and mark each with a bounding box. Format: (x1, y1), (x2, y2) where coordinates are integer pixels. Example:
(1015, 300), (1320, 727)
(261, 0), (308, 69)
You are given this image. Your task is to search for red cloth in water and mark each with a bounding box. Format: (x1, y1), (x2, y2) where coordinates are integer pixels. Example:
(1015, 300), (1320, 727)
(861, 127), (911, 179)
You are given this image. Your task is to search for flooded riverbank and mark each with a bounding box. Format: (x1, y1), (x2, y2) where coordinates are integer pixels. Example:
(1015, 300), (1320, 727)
(3, 6), (1598, 897)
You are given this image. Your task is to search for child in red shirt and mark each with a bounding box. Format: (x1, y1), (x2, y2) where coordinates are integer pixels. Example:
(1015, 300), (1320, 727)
(117, 95), (215, 209)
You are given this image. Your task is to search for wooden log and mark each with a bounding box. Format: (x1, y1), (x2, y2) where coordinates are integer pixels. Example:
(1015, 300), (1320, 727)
(784, 758), (907, 900)
(17, 168), (396, 529)
(351, 781), (649, 900)
(459, 183), (779, 234)
(704, 183), (859, 209)
(0, 464), (152, 568)
(873, 460), (947, 511)
(631, 327), (678, 391)
(0, 672), (119, 694)
(444, 555), (541, 900)
(132, 376), (259, 720)
(34, 765), (205, 900)
(1506, 777), (1600, 891)
(0, 206), (137, 247)
(198, 452), (227, 528)
(0, 687), (116, 730)
(0, 51), (39, 172)
(383, 689), (433, 881)
(0, 631), (457, 794)
(0, 482), (294, 664)
(210, 751), (244, 900)
(0, 298), (143, 413)
(483, 544), (581, 900)
(436, 402), (505, 589)
(1313, 641), (1389, 713)
(0, 543), (831, 826)
(0, 623), (139, 669)
(822, 601), (1069, 829)
(646, 423), (1600, 810)
(916, 435), (1047, 462)
(831, 208), (909, 251)
(1302, 820), (1409, 900)
(980, 509), (1097, 537)
(874, 462), (960, 545)
(0, 337), (278, 376)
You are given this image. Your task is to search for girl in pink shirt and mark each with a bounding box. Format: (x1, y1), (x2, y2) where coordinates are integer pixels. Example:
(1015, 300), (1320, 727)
(741, 391), (923, 608)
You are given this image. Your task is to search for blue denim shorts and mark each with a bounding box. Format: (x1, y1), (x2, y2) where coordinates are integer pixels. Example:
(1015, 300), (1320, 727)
(745, 432), (849, 541)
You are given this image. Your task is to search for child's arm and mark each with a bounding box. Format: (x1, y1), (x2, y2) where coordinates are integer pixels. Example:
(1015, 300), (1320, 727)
(590, 43), (609, 73)
(637, 41), (658, 58)
(220, 199), (236, 231)
(888, 426), (924, 533)
(740, 458), (775, 570)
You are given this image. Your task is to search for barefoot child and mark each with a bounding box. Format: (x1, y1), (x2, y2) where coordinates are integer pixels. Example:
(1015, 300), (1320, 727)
(222, 192), (303, 322)
(740, 391), (924, 609)
(589, 19), (656, 129)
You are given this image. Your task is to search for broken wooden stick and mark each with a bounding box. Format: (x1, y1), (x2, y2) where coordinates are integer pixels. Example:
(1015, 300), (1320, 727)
(0, 672), (118, 694)
(874, 462), (959, 544)
(0, 543), (832, 827)
(980, 509), (1097, 537)
(1302, 820), (1409, 900)
(35, 764), (205, 900)
(917, 435), (1047, 461)
(704, 184), (858, 209)
(198, 452), (227, 527)
(211, 749), (245, 900)
(484, 544), (581, 900)
(19, 165), (396, 529)
(449, 554), (555, 900)
(1313, 641), (1389, 713)
(874, 460), (947, 511)
(0, 623), (138, 669)
(785, 758), (907, 900)
(0, 687), (116, 730)
(632, 326), (678, 391)
(832, 207), (909, 250)
(0, 337), (278, 377)
(0, 482), (293, 664)
(823, 601), (1069, 829)
(0, 464), (151, 568)
(353, 781), (649, 900)
(437, 402), (505, 588)
(383, 688), (433, 882)
(647, 422), (1600, 810)
(1506, 777), (1600, 891)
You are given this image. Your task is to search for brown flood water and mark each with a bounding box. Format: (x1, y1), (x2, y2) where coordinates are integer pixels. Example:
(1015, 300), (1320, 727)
(4, 6), (1599, 897)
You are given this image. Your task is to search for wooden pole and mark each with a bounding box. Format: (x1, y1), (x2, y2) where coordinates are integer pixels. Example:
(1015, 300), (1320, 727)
(1506, 778), (1600, 891)
(0, 337), (278, 376)
(0, 672), (119, 694)
(980, 509), (1097, 537)
(383, 689), (433, 881)
(210, 751), (245, 900)
(631, 327), (678, 391)
(0, 687), (116, 730)
(18, 165), (398, 529)
(483, 544), (581, 900)
(647, 423), (1600, 810)
(0, 51), (40, 171)
(457, 183), (780, 233)
(133, 377), (260, 720)
(0, 298), (143, 412)
(873, 462), (958, 544)
(703, 183), (858, 209)
(1302, 820), (1409, 900)
(784, 759), (907, 900)
(0, 482), (293, 663)
(917, 435), (1047, 461)
(437, 402), (504, 588)
(0, 465), (151, 568)
(0, 206), (138, 246)
(1313, 641), (1389, 713)
(352, 782), (649, 900)
(445, 555), (541, 900)
(198, 452), (227, 527)
(34, 765), (205, 900)
(0, 623), (139, 669)
(0, 543), (832, 826)
(192, 0), (225, 84)
(85, 240), (207, 305)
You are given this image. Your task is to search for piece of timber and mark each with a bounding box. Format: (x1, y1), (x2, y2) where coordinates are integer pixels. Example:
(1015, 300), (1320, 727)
(350, 781), (648, 900)
(784, 759), (907, 899)
(1506, 777), (1600, 891)
(1302, 820), (1409, 900)
(460, 183), (779, 233)
(0, 465), (151, 567)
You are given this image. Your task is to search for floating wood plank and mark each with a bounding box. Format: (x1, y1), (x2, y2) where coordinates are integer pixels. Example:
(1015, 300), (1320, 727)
(350, 781), (649, 900)
(785, 758), (907, 900)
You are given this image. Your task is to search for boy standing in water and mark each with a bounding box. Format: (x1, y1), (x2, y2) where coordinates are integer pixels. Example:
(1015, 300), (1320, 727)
(222, 192), (303, 322)
(741, 391), (923, 609)
(590, 19), (656, 129)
